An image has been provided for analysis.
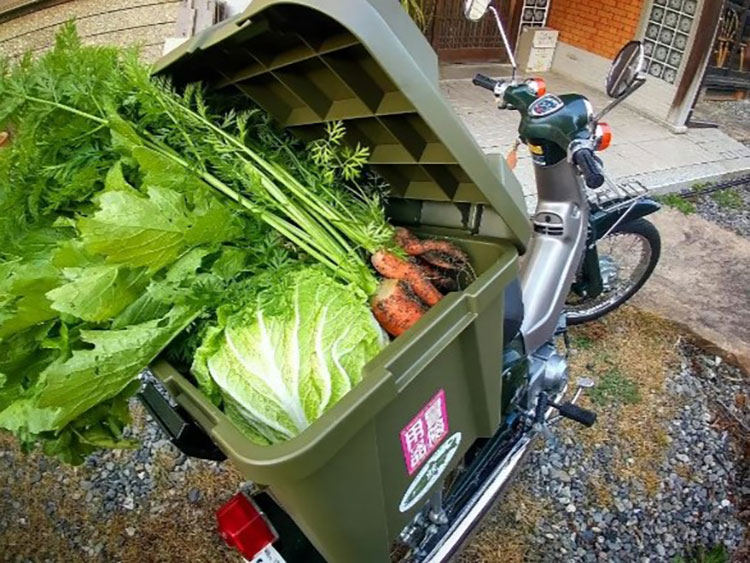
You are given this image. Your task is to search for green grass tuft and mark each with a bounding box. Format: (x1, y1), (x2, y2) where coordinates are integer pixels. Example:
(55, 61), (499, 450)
(673, 544), (729, 563)
(589, 369), (641, 406)
(710, 188), (743, 210)
(658, 193), (696, 214)
(570, 334), (594, 350)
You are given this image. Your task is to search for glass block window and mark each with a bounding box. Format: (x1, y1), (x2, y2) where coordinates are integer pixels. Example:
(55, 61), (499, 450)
(517, 0), (550, 40)
(643, 0), (697, 83)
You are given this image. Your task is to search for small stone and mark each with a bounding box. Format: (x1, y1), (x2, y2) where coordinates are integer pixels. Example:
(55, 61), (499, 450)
(580, 529), (596, 543)
(656, 544), (666, 557)
(188, 489), (201, 504)
(551, 469), (572, 483)
(125, 527), (136, 537)
(566, 503), (576, 513)
(122, 496), (135, 510)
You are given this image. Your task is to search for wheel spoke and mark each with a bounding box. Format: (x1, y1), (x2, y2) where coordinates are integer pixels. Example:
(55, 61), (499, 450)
(567, 229), (654, 321)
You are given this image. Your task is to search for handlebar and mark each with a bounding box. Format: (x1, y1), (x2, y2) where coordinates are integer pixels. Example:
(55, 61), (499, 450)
(472, 73), (501, 92)
(572, 148), (605, 189)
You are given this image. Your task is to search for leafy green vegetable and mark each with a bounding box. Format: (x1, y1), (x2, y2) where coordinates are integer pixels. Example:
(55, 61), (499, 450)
(192, 268), (387, 444)
(0, 23), (393, 463)
(47, 265), (147, 322)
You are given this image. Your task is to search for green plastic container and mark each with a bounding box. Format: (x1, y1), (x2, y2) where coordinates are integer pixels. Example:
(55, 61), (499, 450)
(151, 1), (531, 561)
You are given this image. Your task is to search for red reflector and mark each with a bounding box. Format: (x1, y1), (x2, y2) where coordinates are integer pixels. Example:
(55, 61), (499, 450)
(596, 122), (613, 151)
(526, 77), (547, 97)
(217, 493), (278, 559)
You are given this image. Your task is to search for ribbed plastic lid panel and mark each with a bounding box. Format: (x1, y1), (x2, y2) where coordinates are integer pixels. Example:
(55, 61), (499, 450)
(154, 0), (530, 245)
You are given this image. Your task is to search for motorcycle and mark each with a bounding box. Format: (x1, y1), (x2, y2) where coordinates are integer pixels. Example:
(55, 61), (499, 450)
(141, 1), (661, 561)
(388, 2), (662, 560)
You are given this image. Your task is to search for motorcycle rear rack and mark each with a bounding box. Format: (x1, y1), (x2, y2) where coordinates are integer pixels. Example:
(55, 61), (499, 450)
(587, 178), (648, 211)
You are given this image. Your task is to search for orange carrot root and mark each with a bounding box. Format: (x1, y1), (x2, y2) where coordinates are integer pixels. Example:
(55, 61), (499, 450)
(415, 258), (459, 293)
(394, 227), (470, 270)
(371, 250), (443, 306)
(394, 227), (423, 255)
(371, 279), (427, 337)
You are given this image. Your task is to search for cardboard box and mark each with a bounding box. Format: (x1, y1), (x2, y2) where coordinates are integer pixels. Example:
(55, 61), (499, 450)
(516, 27), (559, 73)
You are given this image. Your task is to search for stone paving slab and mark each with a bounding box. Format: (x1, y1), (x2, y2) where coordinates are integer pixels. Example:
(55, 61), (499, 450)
(632, 208), (750, 374)
(440, 72), (750, 210)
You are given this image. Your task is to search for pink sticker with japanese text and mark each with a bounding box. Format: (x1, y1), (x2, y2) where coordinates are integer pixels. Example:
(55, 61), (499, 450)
(400, 389), (449, 475)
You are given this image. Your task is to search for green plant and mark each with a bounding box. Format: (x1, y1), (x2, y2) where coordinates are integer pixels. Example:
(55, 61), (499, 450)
(0, 25), (394, 462)
(570, 333), (594, 350)
(658, 193), (695, 214)
(673, 544), (729, 563)
(711, 188), (743, 209)
(588, 369), (641, 406)
(401, 0), (428, 30)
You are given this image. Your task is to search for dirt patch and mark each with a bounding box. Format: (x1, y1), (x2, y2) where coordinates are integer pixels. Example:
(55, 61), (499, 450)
(0, 404), (242, 562)
(568, 308), (680, 494)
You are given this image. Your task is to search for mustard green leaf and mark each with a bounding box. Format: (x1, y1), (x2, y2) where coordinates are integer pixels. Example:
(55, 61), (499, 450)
(46, 264), (147, 322)
(35, 305), (200, 430)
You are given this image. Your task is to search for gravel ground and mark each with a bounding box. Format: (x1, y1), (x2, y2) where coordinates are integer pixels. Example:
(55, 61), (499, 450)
(0, 376), (245, 562)
(461, 309), (749, 563)
(692, 184), (750, 239)
(692, 100), (750, 144)
(1, 310), (748, 562)
(684, 99), (750, 238)
(518, 346), (745, 562)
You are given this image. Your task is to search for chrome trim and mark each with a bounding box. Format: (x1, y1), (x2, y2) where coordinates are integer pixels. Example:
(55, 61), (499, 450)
(425, 433), (532, 562)
(423, 393), (566, 562)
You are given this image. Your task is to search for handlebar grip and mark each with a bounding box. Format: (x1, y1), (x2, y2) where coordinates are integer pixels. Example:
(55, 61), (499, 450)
(573, 148), (605, 189)
(472, 73), (500, 92)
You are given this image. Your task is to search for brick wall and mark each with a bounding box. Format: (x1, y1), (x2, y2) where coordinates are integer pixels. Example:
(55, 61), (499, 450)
(547, 0), (646, 59)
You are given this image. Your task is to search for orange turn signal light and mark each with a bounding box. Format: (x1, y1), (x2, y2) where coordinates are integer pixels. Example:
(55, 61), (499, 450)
(595, 122), (613, 152)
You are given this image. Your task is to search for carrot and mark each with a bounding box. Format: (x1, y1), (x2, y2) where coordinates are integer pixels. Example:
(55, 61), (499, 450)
(394, 227), (470, 270)
(415, 258), (459, 293)
(394, 227), (423, 255)
(371, 279), (427, 337)
(371, 250), (443, 306)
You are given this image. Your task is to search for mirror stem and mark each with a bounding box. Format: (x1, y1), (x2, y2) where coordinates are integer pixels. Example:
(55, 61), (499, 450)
(594, 78), (645, 122)
(488, 5), (517, 80)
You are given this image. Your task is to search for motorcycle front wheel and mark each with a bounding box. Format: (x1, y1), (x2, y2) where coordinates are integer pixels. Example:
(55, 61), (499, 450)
(566, 218), (661, 325)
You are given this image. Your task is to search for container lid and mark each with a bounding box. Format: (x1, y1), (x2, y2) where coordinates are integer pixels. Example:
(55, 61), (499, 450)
(154, 0), (530, 246)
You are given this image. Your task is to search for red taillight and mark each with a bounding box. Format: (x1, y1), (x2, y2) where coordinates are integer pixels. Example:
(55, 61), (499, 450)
(526, 77), (547, 97)
(217, 493), (278, 559)
(595, 122), (613, 151)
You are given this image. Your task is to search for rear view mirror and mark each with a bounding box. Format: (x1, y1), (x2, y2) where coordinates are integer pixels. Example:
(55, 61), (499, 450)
(463, 0), (492, 21)
(606, 41), (645, 98)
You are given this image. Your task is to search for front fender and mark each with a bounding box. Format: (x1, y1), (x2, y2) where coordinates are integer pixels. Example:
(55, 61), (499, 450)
(590, 198), (661, 240)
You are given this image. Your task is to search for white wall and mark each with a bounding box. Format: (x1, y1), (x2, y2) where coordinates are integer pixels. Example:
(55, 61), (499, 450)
(222, 0), (252, 17)
(552, 42), (679, 128)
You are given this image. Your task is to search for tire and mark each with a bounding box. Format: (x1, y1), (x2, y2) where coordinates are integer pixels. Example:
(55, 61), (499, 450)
(566, 218), (661, 325)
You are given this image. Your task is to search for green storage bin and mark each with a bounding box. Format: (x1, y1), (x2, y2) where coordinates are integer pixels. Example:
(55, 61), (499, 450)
(151, 1), (531, 560)
(152, 232), (518, 562)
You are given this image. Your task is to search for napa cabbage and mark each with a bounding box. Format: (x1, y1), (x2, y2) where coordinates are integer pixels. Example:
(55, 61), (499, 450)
(192, 268), (388, 445)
